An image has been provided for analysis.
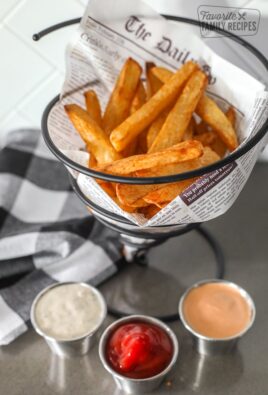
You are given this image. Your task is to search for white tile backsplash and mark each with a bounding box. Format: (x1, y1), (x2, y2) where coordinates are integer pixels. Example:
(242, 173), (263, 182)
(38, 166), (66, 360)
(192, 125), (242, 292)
(0, 26), (53, 119)
(0, 0), (22, 20)
(18, 71), (64, 126)
(0, 0), (267, 159)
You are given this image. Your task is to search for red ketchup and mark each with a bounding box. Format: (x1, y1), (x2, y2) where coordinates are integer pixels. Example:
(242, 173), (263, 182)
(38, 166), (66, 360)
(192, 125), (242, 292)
(105, 321), (173, 379)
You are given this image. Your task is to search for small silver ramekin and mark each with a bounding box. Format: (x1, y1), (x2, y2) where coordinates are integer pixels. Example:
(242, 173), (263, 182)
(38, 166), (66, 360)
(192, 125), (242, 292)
(99, 315), (179, 394)
(179, 279), (256, 356)
(31, 282), (107, 358)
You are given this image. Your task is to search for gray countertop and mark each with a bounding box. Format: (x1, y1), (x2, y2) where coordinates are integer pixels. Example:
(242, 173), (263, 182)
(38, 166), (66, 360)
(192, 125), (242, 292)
(0, 162), (267, 395)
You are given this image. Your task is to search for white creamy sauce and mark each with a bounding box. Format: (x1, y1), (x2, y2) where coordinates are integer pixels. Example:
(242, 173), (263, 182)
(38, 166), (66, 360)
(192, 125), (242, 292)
(34, 284), (103, 340)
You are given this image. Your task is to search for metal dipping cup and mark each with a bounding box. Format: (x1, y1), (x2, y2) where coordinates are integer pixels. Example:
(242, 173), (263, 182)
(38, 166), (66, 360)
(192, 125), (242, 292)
(179, 279), (256, 356)
(30, 282), (107, 358)
(99, 315), (179, 394)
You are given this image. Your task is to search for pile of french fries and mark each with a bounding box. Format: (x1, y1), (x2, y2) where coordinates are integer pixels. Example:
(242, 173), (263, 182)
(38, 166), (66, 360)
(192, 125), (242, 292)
(65, 58), (238, 219)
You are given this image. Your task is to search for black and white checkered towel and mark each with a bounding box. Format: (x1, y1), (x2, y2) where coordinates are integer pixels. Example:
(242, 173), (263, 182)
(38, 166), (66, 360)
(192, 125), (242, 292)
(0, 129), (123, 345)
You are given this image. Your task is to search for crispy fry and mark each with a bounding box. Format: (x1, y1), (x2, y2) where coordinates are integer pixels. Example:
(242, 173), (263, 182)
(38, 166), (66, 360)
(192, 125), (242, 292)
(195, 131), (216, 146)
(116, 147), (219, 206)
(146, 108), (169, 150)
(130, 80), (147, 114)
(226, 106), (236, 127)
(65, 104), (121, 164)
(97, 180), (139, 211)
(110, 61), (198, 152)
(103, 58), (142, 134)
(144, 178), (197, 206)
(130, 81), (147, 154)
(114, 197), (138, 213)
(97, 180), (116, 198)
(96, 140), (203, 175)
(84, 90), (102, 127)
(183, 118), (195, 141)
(149, 71), (207, 153)
(88, 152), (97, 168)
(210, 106), (236, 157)
(139, 204), (161, 219)
(151, 67), (173, 83)
(115, 184), (149, 208)
(151, 66), (238, 151)
(146, 62), (163, 99)
(196, 95), (238, 151)
(195, 120), (209, 135)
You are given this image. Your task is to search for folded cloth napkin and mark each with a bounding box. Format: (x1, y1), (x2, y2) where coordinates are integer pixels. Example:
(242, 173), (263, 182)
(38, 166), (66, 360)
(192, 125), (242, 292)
(0, 129), (124, 345)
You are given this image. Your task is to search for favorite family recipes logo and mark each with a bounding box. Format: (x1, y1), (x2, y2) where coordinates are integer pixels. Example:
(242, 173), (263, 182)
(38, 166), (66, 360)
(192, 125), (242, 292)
(197, 6), (260, 38)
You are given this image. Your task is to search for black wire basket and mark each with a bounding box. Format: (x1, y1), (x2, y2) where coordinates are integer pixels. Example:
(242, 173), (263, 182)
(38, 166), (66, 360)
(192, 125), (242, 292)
(37, 14), (268, 320)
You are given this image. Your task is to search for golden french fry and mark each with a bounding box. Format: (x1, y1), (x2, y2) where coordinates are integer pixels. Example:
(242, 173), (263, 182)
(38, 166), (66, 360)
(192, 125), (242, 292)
(149, 71), (207, 153)
(195, 120), (209, 135)
(103, 58), (142, 134)
(195, 131), (216, 146)
(151, 67), (173, 83)
(113, 197), (138, 213)
(97, 180), (116, 198)
(225, 106), (236, 127)
(115, 183), (149, 208)
(183, 118), (195, 141)
(110, 61), (198, 152)
(130, 80), (147, 114)
(146, 108), (169, 150)
(88, 152), (97, 168)
(151, 66), (238, 152)
(84, 90), (102, 127)
(97, 140), (203, 175)
(116, 147), (220, 206)
(144, 178), (197, 206)
(209, 106), (236, 157)
(196, 95), (238, 151)
(65, 104), (121, 164)
(130, 81), (147, 154)
(146, 62), (163, 99)
(139, 204), (161, 219)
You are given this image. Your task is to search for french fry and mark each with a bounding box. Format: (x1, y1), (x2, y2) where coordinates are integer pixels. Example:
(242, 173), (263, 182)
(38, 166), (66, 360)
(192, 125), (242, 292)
(139, 204), (161, 219)
(97, 180), (116, 198)
(130, 80), (147, 114)
(96, 140), (203, 175)
(84, 90), (102, 127)
(195, 120), (209, 135)
(195, 131), (216, 146)
(144, 178), (197, 207)
(225, 106), (236, 127)
(131, 81), (148, 154)
(103, 58), (142, 134)
(146, 62), (163, 99)
(151, 67), (173, 83)
(116, 147), (219, 206)
(110, 61), (198, 152)
(196, 95), (238, 151)
(121, 81), (146, 158)
(146, 108), (169, 150)
(210, 106), (236, 157)
(151, 66), (238, 151)
(183, 118), (195, 141)
(88, 150), (98, 168)
(149, 71), (207, 153)
(97, 180), (140, 211)
(65, 104), (121, 164)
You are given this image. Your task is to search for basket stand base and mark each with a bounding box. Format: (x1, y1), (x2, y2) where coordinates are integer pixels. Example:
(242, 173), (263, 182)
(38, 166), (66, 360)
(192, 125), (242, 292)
(106, 226), (225, 322)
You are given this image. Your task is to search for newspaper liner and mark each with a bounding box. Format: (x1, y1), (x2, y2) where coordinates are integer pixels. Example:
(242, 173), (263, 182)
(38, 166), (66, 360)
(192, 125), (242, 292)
(47, 0), (268, 227)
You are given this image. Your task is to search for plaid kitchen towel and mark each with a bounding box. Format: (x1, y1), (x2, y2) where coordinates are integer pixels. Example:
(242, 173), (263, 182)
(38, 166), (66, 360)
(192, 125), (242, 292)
(0, 129), (124, 345)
